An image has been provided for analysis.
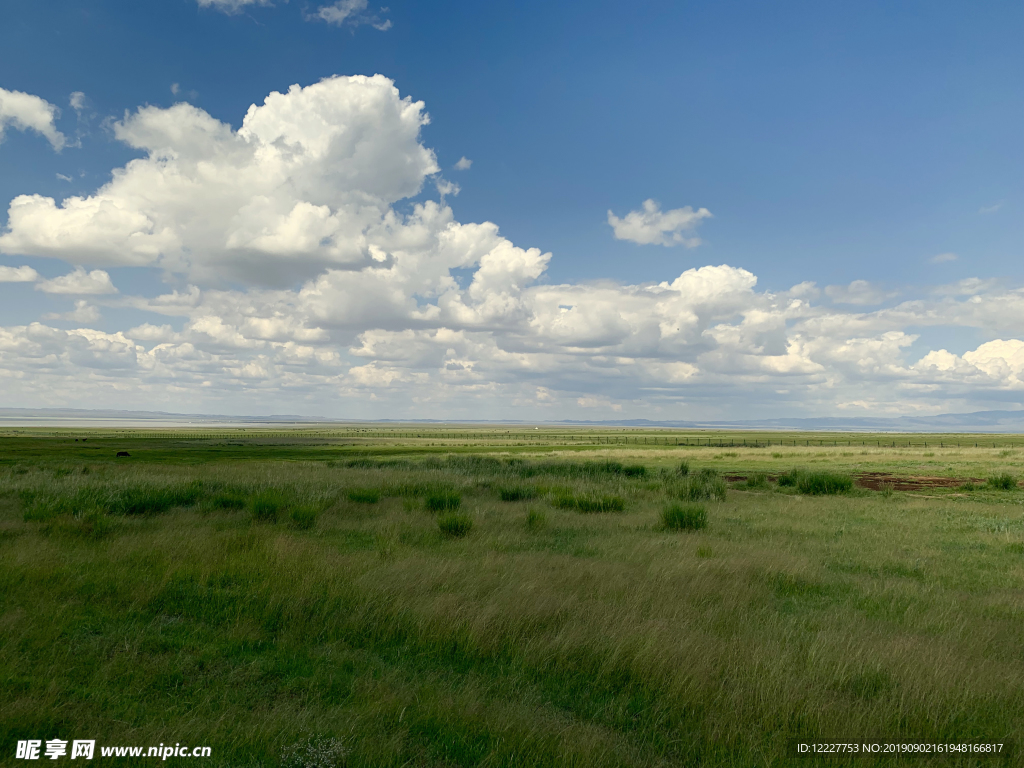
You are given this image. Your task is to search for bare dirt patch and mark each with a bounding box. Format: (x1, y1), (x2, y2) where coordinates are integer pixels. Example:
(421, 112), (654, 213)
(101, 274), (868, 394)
(725, 472), (988, 491)
(854, 472), (983, 491)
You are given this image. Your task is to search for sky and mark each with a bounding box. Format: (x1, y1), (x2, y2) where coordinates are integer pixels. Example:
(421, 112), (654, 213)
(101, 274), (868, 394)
(0, 0), (1021, 420)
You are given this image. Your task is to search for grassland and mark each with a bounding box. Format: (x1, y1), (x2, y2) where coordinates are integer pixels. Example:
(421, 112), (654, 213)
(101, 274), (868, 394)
(2, 426), (1023, 767)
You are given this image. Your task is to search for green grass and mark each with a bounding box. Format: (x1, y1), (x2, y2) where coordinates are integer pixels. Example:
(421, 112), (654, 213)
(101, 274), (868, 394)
(742, 472), (770, 490)
(797, 471), (854, 495)
(679, 469), (727, 501)
(437, 512), (473, 537)
(424, 489), (461, 512)
(497, 485), (538, 501)
(779, 469), (854, 495)
(987, 473), (1018, 490)
(1, 429), (1023, 767)
(525, 508), (546, 529)
(347, 487), (382, 503)
(250, 488), (288, 522)
(551, 490), (625, 512)
(289, 504), (318, 530)
(661, 502), (707, 530)
(210, 487), (248, 510)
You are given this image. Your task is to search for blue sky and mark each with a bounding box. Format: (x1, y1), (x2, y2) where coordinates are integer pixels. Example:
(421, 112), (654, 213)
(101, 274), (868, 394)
(0, 0), (1021, 418)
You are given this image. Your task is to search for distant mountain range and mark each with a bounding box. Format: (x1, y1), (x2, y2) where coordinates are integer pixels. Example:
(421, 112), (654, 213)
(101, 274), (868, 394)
(556, 410), (1024, 432)
(1, 407), (1023, 432)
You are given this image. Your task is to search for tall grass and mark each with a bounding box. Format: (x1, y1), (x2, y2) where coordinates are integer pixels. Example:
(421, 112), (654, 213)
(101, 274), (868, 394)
(778, 469), (853, 495)
(987, 474), (1018, 490)
(19, 480), (206, 520)
(4, 436), (1024, 767)
(347, 488), (381, 503)
(742, 472), (770, 490)
(498, 485), (538, 502)
(797, 472), (853, 495)
(551, 490), (625, 513)
(679, 469), (727, 502)
(661, 502), (707, 531)
(425, 489), (462, 512)
(438, 512), (473, 537)
(250, 488), (287, 522)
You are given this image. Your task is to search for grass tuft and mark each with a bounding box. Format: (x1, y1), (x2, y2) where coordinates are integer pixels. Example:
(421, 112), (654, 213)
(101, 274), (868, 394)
(743, 472), (770, 490)
(210, 488), (248, 510)
(987, 474), (1018, 491)
(798, 472), (853, 495)
(498, 485), (538, 502)
(661, 502), (707, 531)
(289, 505), (318, 530)
(779, 469), (852, 495)
(250, 489), (287, 523)
(680, 469), (727, 502)
(438, 512), (473, 537)
(552, 491), (625, 513)
(347, 488), (381, 504)
(525, 508), (546, 529)
(425, 489), (462, 512)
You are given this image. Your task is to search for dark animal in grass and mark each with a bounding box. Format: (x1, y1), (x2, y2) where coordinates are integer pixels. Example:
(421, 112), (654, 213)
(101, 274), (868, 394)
(116, 451), (130, 458)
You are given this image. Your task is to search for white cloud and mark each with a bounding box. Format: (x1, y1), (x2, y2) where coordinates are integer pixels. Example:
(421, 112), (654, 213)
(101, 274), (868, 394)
(454, 157), (472, 171)
(313, 0), (391, 29)
(577, 396), (622, 411)
(36, 268), (117, 295)
(43, 300), (101, 324)
(930, 252), (957, 264)
(0, 265), (39, 282)
(196, 0), (272, 13)
(69, 92), (86, 113)
(0, 75), (438, 285)
(978, 202), (1002, 215)
(436, 178), (460, 198)
(0, 87), (66, 151)
(824, 280), (896, 306)
(1, 77), (1022, 418)
(171, 83), (181, 95)
(607, 199), (712, 247)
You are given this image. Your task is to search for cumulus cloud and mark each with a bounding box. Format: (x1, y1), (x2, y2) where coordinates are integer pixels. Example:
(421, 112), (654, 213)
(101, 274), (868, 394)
(36, 268), (117, 295)
(42, 300), (101, 323)
(607, 199), (712, 247)
(454, 156), (472, 171)
(0, 75), (438, 285)
(0, 265), (39, 282)
(0, 76), (1022, 417)
(0, 87), (66, 151)
(69, 92), (86, 113)
(824, 280), (896, 306)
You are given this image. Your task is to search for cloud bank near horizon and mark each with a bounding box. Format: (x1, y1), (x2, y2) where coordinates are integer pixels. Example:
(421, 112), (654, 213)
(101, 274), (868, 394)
(0, 75), (1021, 418)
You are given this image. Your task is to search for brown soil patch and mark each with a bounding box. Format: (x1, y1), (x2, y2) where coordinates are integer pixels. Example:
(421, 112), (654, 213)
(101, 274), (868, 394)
(854, 472), (983, 491)
(724, 472), (989, 491)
